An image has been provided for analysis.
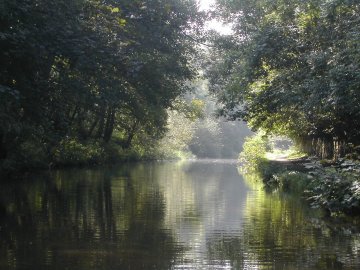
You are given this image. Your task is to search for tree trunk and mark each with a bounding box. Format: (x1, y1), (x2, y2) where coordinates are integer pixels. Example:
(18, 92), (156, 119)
(87, 117), (99, 139)
(77, 109), (88, 140)
(96, 105), (106, 139)
(123, 121), (138, 149)
(103, 107), (116, 143)
(68, 105), (79, 126)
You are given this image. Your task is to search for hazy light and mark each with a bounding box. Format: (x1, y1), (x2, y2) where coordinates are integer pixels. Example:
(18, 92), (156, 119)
(198, 0), (233, 35)
(206, 20), (233, 35)
(198, 0), (216, 11)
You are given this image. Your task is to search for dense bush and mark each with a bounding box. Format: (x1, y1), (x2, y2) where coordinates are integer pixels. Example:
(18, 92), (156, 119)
(306, 169), (360, 215)
(254, 163), (360, 216)
(51, 138), (154, 167)
(0, 139), (49, 172)
(239, 134), (360, 215)
(238, 133), (270, 172)
(52, 139), (104, 166)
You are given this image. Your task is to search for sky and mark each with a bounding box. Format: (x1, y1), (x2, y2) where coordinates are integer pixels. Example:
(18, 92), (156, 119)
(197, 0), (233, 35)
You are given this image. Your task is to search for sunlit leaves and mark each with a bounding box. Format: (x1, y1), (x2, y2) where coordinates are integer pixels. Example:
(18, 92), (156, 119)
(209, 0), (360, 158)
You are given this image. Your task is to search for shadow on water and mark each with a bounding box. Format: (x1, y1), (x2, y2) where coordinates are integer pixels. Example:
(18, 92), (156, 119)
(0, 164), (183, 270)
(0, 160), (359, 269)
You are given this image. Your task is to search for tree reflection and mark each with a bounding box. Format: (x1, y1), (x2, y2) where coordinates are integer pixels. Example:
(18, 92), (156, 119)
(205, 172), (360, 269)
(0, 163), (359, 270)
(0, 165), (184, 270)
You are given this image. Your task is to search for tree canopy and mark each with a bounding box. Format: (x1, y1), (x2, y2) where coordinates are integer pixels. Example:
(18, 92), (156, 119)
(0, 0), (205, 170)
(208, 0), (360, 158)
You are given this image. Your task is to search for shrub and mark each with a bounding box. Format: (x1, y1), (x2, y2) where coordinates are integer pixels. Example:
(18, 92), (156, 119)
(0, 139), (48, 171)
(52, 138), (104, 166)
(239, 132), (270, 172)
(306, 169), (360, 215)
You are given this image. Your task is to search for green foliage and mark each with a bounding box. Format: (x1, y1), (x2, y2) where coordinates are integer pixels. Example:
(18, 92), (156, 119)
(0, 0), (205, 171)
(189, 116), (223, 158)
(306, 169), (360, 215)
(156, 109), (198, 159)
(53, 139), (104, 166)
(238, 132), (270, 171)
(247, 159), (360, 215)
(51, 138), (153, 167)
(0, 139), (48, 172)
(265, 136), (307, 160)
(238, 130), (360, 215)
(267, 170), (311, 193)
(209, 0), (360, 159)
(172, 98), (205, 121)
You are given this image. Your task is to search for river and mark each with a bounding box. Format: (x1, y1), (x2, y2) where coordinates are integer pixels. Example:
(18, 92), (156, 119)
(0, 160), (359, 269)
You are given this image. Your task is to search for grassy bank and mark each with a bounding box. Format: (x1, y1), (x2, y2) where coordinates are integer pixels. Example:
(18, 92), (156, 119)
(239, 133), (360, 216)
(256, 159), (360, 216)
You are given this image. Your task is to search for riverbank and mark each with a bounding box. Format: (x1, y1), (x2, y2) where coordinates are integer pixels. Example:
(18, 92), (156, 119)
(255, 156), (360, 216)
(0, 139), (160, 178)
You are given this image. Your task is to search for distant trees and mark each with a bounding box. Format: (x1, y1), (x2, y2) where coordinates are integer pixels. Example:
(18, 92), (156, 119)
(0, 0), (204, 169)
(208, 0), (360, 159)
(184, 80), (253, 159)
(156, 79), (253, 160)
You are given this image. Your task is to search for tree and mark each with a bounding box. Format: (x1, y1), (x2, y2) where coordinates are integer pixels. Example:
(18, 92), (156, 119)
(0, 0), (205, 170)
(208, 0), (360, 159)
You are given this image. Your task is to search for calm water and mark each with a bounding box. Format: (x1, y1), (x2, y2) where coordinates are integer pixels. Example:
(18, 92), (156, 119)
(0, 161), (359, 270)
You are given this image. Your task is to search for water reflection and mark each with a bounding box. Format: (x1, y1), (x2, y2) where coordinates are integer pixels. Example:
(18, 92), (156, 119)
(156, 161), (250, 269)
(0, 165), (182, 270)
(206, 172), (360, 270)
(0, 161), (359, 269)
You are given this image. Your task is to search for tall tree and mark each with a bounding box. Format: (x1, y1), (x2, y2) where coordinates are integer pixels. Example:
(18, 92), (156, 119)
(208, 0), (360, 158)
(0, 0), (205, 169)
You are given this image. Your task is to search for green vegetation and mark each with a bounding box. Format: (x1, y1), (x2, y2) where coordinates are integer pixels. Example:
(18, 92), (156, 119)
(262, 165), (360, 216)
(1, 0), (359, 219)
(0, 0), (254, 173)
(306, 165), (360, 215)
(238, 132), (269, 172)
(210, 0), (360, 215)
(239, 132), (303, 171)
(239, 133), (360, 215)
(208, 0), (360, 160)
(0, 0), (205, 172)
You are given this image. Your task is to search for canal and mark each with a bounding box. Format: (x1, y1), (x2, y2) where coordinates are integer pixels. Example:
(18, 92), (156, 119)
(0, 161), (359, 269)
